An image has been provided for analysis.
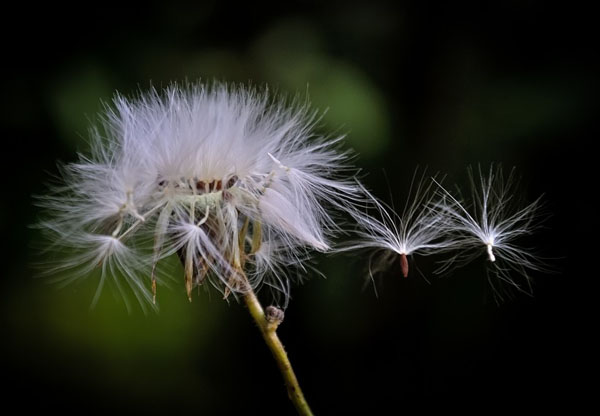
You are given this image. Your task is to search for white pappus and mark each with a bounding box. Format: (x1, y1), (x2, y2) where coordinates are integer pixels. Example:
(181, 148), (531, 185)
(36, 82), (367, 310)
(343, 170), (455, 280)
(435, 164), (545, 298)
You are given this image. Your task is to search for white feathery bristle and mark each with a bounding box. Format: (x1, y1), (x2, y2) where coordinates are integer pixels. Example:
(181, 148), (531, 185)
(342, 169), (455, 278)
(435, 164), (545, 299)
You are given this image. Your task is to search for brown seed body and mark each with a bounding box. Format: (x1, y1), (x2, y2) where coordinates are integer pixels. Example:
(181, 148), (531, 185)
(400, 253), (409, 278)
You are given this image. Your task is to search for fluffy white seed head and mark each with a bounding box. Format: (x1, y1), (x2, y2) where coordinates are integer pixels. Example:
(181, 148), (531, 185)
(37, 82), (367, 308)
(435, 164), (545, 299)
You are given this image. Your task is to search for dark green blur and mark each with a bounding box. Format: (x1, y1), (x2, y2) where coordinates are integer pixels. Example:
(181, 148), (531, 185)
(2, 2), (596, 413)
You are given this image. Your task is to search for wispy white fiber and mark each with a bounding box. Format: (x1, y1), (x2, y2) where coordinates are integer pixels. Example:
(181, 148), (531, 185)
(343, 169), (455, 279)
(435, 164), (545, 299)
(37, 82), (367, 308)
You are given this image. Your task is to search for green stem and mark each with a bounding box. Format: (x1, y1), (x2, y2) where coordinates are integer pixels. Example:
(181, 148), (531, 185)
(243, 290), (315, 416)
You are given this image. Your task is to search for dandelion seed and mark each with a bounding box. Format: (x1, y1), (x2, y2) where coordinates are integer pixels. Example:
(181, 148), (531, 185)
(343, 169), (454, 280)
(435, 164), (545, 298)
(36, 82), (367, 308)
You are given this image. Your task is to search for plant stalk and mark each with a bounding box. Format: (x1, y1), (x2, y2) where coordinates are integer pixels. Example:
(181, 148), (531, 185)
(243, 290), (314, 416)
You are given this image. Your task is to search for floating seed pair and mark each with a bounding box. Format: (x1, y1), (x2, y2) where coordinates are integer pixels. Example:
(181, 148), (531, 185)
(346, 166), (544, 299)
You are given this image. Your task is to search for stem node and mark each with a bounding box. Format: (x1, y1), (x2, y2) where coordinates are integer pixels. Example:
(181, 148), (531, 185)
(243, 291), (314, 416)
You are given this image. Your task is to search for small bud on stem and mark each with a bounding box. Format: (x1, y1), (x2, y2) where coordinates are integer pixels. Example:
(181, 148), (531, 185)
(265, 305), (285, 330)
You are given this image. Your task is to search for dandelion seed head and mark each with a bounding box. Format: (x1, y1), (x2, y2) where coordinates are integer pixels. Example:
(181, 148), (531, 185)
(36, 82), (366, 308)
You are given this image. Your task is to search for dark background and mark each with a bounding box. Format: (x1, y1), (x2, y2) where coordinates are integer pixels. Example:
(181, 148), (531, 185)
(2, 1), (596, 413)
